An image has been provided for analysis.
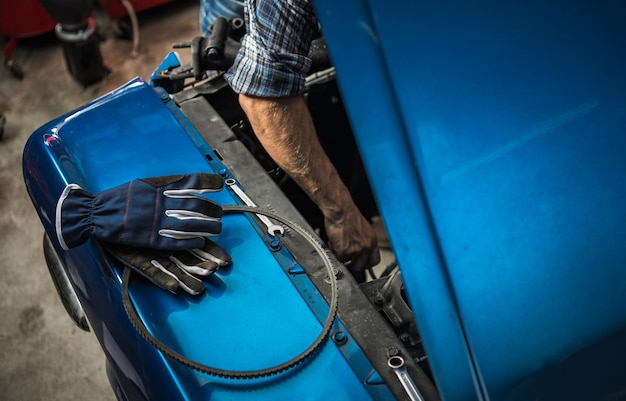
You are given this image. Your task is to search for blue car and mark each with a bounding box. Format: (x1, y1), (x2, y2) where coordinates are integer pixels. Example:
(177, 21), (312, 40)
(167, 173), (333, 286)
(23, 1), (626, 400)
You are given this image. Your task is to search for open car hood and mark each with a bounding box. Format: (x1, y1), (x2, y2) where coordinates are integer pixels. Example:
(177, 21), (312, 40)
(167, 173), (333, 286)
(314, 1), (626, 400)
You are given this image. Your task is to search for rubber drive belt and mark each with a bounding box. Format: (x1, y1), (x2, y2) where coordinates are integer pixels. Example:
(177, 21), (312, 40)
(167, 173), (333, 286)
(122, 205), (339, 379)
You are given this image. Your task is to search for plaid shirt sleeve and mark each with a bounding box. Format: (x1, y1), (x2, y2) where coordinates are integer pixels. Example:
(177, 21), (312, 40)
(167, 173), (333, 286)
(224, 0), (318, 97)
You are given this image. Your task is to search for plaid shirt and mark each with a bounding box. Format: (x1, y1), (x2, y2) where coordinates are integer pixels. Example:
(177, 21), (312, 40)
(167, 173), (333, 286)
(225, 0), (318, 97)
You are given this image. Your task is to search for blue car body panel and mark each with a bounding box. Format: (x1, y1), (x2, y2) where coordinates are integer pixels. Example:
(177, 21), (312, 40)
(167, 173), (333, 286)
(23, 78), (394, 400)
(23, 1), (626, 400)
(314, 0), (626, 400)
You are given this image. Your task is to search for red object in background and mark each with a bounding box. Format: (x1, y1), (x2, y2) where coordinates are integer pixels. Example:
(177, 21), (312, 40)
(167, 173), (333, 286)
(0, 0), (56, 78)
(0, 0), (56, 37)
(97, 0), (175, 20)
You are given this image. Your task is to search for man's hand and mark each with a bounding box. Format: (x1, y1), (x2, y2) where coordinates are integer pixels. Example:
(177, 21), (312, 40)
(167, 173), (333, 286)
(324, 205), (380, 274)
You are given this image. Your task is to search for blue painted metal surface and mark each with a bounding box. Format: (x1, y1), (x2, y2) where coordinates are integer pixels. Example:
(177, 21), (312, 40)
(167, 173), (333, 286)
(314, 0), (626, 400)
(149, 51), (182, 86)
(22, 78), (394, 400)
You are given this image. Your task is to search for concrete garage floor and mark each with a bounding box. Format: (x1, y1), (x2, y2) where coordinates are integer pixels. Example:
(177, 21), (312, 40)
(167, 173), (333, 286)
(0, 1), (201, 399)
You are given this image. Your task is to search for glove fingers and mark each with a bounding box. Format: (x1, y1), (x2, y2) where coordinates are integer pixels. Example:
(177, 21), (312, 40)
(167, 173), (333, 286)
(103, 242), (208, 295)
(191, 240), (232, 266)
(103, 243), (180, 292)
(140, 174), (185, 188)
(160, 221), (221, 240)
(145, 261), (182, 293)
(152, 259), (205, 295)
(168, 173), (224, 193)
(161, 198), (223, 241)
(165, 196), (223, 219)
(153, 173), (224, 195)
(170, 251), (219, 276)
(196, 173), (225, 190)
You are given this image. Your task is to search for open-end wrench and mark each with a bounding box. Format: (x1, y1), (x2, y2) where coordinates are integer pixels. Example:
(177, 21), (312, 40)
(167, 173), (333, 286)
(225, 178), (285, 237)
(388, 356), (425, 401)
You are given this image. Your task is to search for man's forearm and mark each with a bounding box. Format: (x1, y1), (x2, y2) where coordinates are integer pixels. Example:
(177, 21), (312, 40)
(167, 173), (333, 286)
(238, 94), (353, 221)
(238, 93), (380, 271)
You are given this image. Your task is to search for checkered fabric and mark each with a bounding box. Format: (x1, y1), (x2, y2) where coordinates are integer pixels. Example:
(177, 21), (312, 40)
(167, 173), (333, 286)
(225, 0), (319, 97)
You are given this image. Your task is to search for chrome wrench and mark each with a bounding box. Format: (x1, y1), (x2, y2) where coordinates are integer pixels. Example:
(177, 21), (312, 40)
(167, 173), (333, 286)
(225, 178), (285, 236)
(388, 356), (425, 401)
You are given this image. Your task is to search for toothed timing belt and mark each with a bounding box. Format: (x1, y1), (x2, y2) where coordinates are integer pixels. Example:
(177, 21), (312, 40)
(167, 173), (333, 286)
(122, 205), (339, 379)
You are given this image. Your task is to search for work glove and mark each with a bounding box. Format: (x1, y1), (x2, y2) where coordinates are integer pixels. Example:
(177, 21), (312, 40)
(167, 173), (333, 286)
(56, 173), (224, 251)
(103, 240), (231, 294)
